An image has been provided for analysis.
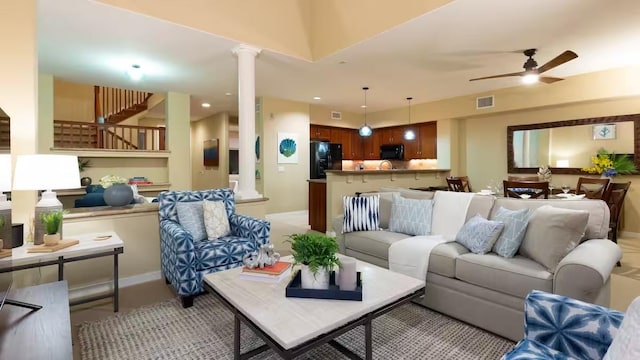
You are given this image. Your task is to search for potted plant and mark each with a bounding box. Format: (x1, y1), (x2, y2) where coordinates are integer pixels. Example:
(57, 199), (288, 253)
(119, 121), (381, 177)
(78, 158), (92, 186)
(40, 210), (66, 246)
(287, 233), (340, 289)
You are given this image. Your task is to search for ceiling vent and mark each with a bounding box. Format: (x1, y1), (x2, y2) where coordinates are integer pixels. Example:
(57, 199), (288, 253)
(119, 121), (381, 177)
(476, 95), (494, 109)
(330, 111), (342, 120)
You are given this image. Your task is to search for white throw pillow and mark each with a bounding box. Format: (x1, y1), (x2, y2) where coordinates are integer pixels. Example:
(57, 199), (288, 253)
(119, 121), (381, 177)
(388, 193), (433, 236)
(203, 200), (231, 240)
(604, 296), (640, 360)
(176, 201), (206, 241)
(342, 195), (380, 233)
(519, 205), (588, 272)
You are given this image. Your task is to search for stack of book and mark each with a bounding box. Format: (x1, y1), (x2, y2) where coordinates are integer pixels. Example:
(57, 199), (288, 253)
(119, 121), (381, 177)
(129, 176), (153, 185)
(239, 261), (292, 283)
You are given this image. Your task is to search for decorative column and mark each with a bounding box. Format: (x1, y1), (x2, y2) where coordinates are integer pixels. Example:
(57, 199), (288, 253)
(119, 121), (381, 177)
(232, 44), (262, 199)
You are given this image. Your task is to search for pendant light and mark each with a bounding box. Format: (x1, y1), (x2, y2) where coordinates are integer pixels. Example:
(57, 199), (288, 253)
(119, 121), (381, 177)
(403, 97), (416, 140)
(358, 87), (372, 137)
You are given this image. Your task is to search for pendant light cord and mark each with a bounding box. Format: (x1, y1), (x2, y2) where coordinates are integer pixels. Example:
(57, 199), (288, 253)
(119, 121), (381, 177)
(407, 97), (412, 125)
(363, 87), (369, 125)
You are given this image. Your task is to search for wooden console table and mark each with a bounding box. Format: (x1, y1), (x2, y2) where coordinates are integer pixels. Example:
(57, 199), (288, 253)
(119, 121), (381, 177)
(0, 281), (73, 359)
(0, 231), (124, 312)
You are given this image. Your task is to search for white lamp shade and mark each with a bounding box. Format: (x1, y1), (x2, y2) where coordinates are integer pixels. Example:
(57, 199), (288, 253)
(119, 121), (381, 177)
(0, 154), (11, 192)
(12, 154), (80, 191)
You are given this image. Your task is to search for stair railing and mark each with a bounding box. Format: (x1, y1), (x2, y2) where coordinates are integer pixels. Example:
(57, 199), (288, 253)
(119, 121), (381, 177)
(54, 120), (166, 151)
(95, 86), (152, 123)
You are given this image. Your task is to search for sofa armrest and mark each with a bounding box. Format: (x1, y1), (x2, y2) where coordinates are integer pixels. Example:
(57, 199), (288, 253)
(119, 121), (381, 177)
(523, 290), (623, 360)
(554, 239), (622, 302)
(229, 214), (271, 247)
(159, 219), (197, 295)
(332, 215), (346, 254)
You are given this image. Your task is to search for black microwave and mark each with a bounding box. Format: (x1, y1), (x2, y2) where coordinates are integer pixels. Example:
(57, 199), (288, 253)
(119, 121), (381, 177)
(380, 144), (404, 160)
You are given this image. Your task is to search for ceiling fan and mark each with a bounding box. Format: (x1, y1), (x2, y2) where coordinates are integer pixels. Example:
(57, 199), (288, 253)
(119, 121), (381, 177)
(469, 49), (578, 84)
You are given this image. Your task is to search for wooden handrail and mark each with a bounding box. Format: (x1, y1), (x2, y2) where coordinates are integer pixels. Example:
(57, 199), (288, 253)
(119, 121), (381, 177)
(53, 120), (166, 151)
(0, 117), (9, 149)
(94, 86), (152, 123)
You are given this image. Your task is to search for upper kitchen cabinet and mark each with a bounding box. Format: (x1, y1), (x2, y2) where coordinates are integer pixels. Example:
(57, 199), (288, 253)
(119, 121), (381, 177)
(350, 129), (364, 160)
(379, 126), (405, 145)
(330, 127), (353, 159)
(405, 122), (437, 159)
(362, 130), (382, 159)
(310, 124), (332, 141)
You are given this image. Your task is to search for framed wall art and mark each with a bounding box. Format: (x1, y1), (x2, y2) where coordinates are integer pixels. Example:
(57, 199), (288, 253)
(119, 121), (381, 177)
(203, 139), (219, 167)
(277, 132), (298, 164)
(593, 124), (616, 140)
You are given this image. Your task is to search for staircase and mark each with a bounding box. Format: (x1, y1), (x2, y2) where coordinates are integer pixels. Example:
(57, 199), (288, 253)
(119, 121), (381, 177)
(0, 117), (8, 150)
(95, 86), (153, 124)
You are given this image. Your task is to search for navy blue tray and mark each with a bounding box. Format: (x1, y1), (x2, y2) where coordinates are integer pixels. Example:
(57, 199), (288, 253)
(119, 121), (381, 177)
(285, 270), (362, 301)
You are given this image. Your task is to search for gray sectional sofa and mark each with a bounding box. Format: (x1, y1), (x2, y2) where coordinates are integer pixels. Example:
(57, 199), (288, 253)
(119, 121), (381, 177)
(332, 188), (622, 341)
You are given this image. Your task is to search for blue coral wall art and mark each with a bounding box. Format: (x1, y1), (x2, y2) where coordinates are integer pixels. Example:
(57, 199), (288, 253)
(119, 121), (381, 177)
(277, 132), (298, 164)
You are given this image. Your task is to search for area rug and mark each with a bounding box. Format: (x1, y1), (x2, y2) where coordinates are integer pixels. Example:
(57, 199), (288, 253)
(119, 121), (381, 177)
(79, 294), (515, 360)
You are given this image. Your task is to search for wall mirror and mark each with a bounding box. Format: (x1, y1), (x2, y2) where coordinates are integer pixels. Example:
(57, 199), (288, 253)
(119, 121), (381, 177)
(507, 114), (640, 174)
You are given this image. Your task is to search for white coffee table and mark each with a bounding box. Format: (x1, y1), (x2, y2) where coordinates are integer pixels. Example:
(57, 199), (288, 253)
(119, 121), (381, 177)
(203, 256), (425, 360)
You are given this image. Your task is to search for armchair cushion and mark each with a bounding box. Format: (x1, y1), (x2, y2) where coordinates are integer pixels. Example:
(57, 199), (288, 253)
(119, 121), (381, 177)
(194, 235), (258, 270)
(203, 200), (231, 239)
(603, 296), (640, 360)
(176, 201), (207, 241)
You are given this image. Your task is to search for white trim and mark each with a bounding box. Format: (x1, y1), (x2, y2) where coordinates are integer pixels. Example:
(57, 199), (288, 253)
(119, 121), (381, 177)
(68, 271), (162, 302)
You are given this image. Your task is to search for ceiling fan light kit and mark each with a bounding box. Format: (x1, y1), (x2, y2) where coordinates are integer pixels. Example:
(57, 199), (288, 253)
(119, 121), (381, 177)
(358, 86), (372, 137)
(403, 97), (415, 140)
(469, 48), (578, 85)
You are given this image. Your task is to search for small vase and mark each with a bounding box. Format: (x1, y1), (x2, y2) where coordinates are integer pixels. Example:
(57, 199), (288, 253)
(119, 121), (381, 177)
(103, 183), (134, 207)
(43, 233), (60, 246)
(300, 265), (330, 289)
(80, 177), (92, 186)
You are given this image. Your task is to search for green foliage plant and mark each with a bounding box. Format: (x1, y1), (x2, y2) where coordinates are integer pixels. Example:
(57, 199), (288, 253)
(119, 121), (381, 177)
(286, 233), (340, 275)
(78, 158), (91, 172)
(40, 210), (67, 235)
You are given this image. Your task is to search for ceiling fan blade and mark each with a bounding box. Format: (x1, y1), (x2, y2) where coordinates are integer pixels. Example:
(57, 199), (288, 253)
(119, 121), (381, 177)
(538, 76), (564, 84)
(469, 71), (525, 81)
(537, 50), (578, 74)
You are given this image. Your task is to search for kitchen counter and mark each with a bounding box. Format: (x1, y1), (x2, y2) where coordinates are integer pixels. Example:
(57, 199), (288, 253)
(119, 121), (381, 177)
(326, 169), (448, 175)
(308, 178), (327, 183)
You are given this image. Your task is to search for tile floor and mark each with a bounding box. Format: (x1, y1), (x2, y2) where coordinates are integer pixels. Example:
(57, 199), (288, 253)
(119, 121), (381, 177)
(68, 212), (640, 358)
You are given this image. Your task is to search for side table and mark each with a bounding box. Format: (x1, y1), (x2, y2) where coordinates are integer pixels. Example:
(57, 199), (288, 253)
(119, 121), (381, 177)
(0, 231), (124, 312)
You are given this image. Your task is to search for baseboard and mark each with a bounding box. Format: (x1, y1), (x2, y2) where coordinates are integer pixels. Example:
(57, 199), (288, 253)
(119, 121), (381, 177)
(620, 231), (640, 239)
(68, 271), (162, 302)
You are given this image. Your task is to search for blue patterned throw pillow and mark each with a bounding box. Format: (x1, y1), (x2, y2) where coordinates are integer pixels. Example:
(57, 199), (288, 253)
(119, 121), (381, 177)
(455, 215), (504, 254)
(388, 193), (433, 236)
(176, 201), (207, 241)
(491, 207), (530, 257)
(342, 195), (380, 233)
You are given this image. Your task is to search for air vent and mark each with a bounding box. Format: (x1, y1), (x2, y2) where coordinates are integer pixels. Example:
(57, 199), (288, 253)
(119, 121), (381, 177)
(476, 95), (494, 109)
(330, 111), (342, 120)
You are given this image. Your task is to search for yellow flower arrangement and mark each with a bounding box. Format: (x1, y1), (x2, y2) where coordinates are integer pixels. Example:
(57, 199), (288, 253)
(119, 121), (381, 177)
(581, 148), (637, 177)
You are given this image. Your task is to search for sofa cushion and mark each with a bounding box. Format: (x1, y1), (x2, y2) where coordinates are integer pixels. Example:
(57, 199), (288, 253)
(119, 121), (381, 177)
(455, 215), (504, 254)
(363, 192), (395, 229)
(194, 235), (259, 270)
(344, 230), (412, 260)
(203, 200), (231, 239)
(491, 207), (530, 257)
(503, 339), (580, 360)
(604, 296), (640, 360)
(491, 198), (609, 241)
(519, 205), (589, 272)
(388, 193), (434, 236)
(342, 195), (380, 233)
(455, 253), (553, 298)
(429, 242), (469, 278)
(176, 201), (207, 241)
(464, 195), (495, 221)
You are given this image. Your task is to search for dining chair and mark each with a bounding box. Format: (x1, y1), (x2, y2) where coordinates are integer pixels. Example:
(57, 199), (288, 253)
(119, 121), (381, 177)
(576, 177), (610, 199)
(446, 176), (472, 192)
(503, 180), (549, 199)
(603, 182), (631, 245)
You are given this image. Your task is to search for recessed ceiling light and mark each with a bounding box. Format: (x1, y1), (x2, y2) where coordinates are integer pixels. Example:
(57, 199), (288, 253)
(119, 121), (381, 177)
(201, 103), (211, 108)
(225, 92), (232, 96)
(126, 64), (143, 81)
(313, 96), (321, 100)
(339, 61), (348, 64)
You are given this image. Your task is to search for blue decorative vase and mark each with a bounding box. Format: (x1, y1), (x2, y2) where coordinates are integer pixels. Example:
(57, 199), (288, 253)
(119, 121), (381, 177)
(103, 183), (133, 207)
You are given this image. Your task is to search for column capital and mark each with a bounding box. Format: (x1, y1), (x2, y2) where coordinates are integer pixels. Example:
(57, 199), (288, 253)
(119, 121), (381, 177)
(232, 44), (262, 57)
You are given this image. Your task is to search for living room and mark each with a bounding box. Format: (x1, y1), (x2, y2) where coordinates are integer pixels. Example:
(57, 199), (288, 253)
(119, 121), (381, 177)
(2, 0), (640, 359)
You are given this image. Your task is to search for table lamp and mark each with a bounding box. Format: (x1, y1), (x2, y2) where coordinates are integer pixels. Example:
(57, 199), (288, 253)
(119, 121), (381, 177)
(0, 155), (11, 249)
(12, 154), (80, 245)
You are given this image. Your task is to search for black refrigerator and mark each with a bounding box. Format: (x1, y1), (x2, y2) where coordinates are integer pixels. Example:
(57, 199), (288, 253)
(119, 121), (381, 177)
(310, 141), (342, 179)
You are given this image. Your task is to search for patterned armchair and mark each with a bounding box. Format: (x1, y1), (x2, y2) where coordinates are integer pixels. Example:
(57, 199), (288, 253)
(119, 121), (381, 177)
(158, 188), (270, 308)
(503, 290), (624, 360)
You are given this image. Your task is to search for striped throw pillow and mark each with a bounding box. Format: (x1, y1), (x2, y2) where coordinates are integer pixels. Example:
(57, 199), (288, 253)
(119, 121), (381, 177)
(342, 195), (380, 233)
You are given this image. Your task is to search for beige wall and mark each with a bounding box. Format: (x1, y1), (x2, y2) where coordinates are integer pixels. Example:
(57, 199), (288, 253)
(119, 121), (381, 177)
(165, 92), (191, 190)
(191, 112), (229, 191)
(309, 104), (362, 128)
(54, 78), (94, 122)
(261, 97), (310, 213)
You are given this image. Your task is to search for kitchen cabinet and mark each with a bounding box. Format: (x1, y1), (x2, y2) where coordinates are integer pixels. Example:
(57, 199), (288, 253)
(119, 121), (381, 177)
(310, 124), (331, 141)
(350, 129), (364, 159)
(308, 181), (327, 232)
(330, 127), (353, 159)
(362, 130), (382, 159)
(406, 122), (437, 159)
(380, 126), (405, 145)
